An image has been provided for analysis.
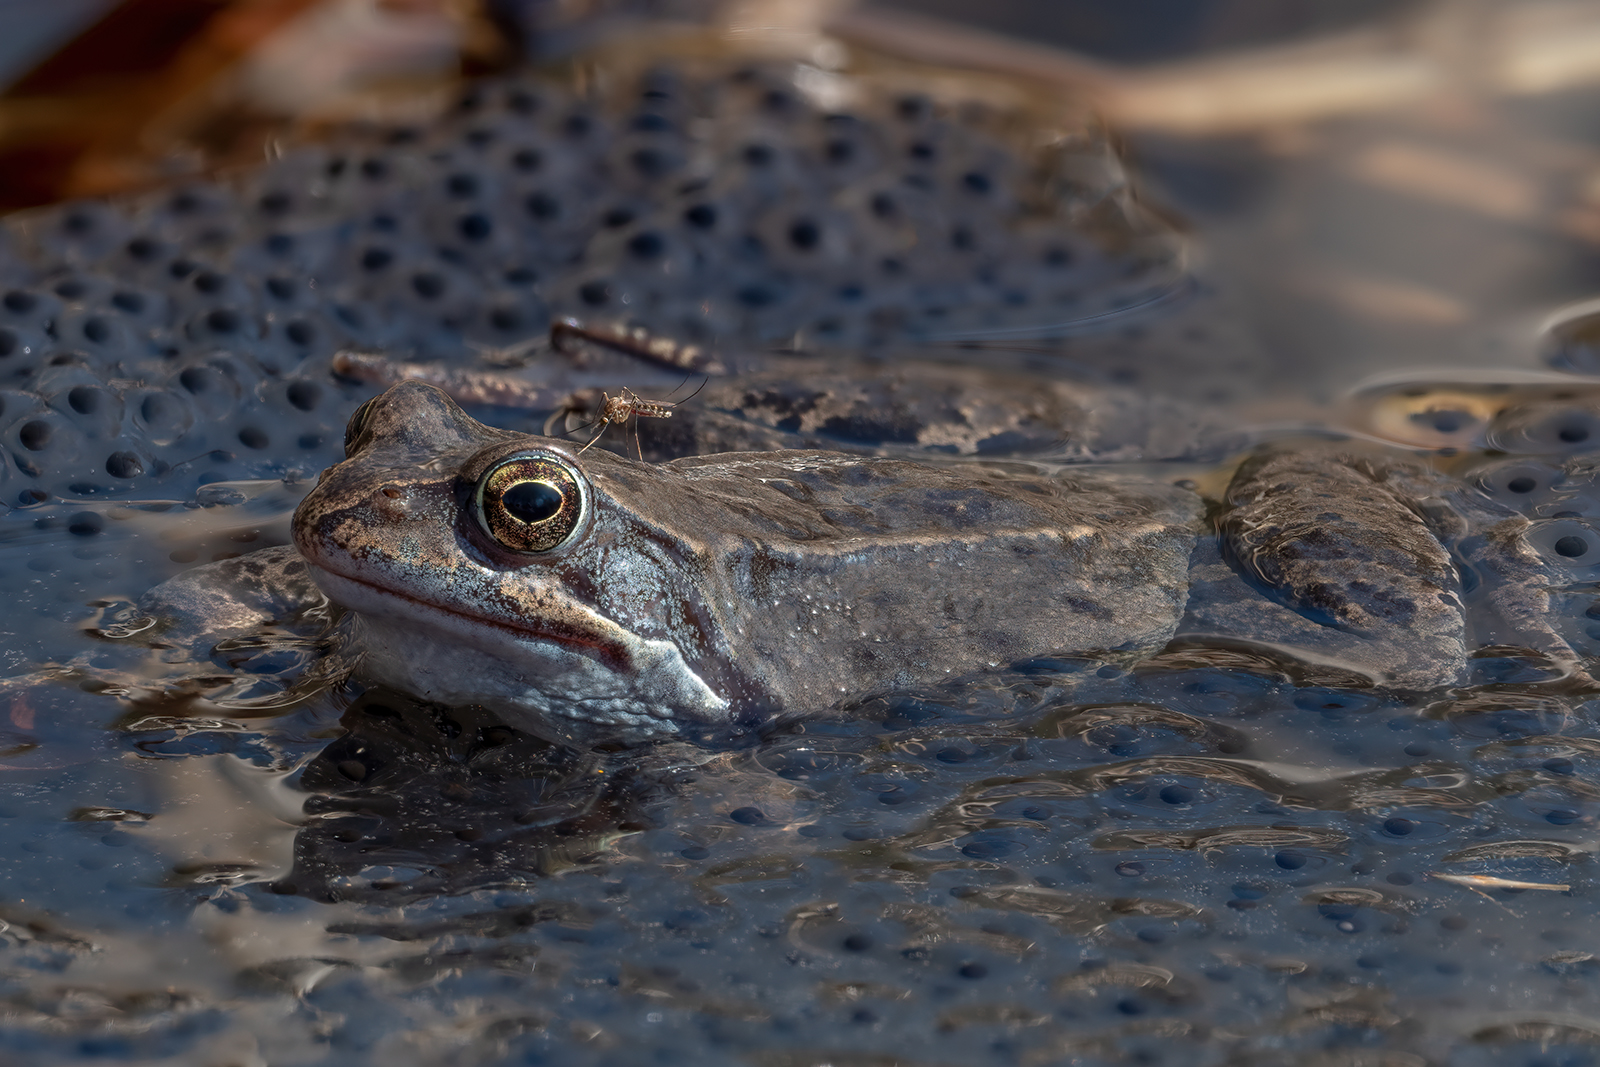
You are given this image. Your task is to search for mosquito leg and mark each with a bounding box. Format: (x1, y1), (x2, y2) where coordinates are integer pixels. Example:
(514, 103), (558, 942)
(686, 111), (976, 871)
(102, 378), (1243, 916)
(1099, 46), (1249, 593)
(575, 417), (611, 455)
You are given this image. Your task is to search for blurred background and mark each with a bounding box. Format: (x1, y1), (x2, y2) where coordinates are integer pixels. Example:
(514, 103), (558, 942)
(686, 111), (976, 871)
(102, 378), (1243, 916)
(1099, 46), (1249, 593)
(4, 0), (1600, 396)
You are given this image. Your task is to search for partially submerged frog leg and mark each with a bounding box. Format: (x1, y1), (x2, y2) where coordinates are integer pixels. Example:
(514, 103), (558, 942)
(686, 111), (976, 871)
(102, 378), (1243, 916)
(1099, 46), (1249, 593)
(1191, 447), (1468, 688)
(121, 546), (345, 712)
(137, 545), (331, 662)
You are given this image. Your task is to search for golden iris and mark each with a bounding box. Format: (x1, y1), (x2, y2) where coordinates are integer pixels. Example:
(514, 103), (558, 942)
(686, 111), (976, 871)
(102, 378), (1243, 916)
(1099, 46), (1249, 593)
(474, 453), (586, 552)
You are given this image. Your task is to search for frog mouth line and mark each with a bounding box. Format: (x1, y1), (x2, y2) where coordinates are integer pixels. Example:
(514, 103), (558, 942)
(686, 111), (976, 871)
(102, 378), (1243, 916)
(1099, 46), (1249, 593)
(305, 561), (635, 670)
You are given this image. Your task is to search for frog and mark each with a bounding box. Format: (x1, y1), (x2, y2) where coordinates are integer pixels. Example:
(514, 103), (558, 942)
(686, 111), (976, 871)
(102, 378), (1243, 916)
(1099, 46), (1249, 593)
(135, 378), (1586, 741)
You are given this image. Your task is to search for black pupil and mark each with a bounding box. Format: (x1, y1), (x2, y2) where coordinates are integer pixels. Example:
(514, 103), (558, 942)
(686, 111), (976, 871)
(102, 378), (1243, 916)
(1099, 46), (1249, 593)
(503, 480), (563, 524)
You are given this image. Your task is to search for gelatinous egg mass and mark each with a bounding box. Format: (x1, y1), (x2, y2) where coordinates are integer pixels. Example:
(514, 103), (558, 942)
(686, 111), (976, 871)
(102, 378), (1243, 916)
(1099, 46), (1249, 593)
(1347, 377), (1600, 454)
(0, 56), (1182, 504)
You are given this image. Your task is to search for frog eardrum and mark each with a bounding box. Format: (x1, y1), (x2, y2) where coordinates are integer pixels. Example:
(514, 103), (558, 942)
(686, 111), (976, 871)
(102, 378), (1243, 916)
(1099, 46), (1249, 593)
(474, 452), (588, 553)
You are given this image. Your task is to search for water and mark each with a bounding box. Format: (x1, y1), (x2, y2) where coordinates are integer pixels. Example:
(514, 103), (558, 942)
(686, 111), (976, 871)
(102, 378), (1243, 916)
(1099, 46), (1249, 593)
(3, 8), (1600, 1066)
(8, 653), (1600, 1064)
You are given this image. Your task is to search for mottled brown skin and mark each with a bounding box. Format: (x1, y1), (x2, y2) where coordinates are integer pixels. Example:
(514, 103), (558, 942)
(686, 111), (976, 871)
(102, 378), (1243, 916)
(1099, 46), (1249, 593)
(1199, 449), (1470, 687)
(1221, 451), (1464, 631)
(290, 382), (1199, 737)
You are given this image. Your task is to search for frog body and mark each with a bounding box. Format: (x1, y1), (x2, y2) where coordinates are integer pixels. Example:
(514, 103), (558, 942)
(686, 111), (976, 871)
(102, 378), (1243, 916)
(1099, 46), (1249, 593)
(289, 381), (1198, 734)
(0, 54), (1186, 506)
(140, 381), (1584, 739)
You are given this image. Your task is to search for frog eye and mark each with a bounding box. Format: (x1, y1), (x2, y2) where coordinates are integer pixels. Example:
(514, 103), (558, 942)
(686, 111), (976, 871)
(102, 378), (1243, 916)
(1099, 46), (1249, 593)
(343, 397), (380, 457)
(474, 453), (586, 553)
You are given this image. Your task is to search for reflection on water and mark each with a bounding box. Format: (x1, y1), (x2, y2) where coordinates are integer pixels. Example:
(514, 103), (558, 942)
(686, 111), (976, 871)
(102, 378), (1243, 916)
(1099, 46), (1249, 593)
(280, 694), (656, 902)
(9, 647), (1600, 1063)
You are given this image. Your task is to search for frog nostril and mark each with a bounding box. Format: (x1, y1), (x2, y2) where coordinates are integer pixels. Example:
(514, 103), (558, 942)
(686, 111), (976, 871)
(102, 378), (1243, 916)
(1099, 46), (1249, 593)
(382, 487), (401, 499)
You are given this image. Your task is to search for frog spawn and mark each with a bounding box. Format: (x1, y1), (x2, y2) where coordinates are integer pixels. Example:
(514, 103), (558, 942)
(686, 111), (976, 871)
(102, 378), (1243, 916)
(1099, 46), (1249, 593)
(0, 253), (377, 500)
(0, 339), (354, 502)
(100, 647), (1600, 1066)
(551, 66), (1175, 346)
(1335, 369), (1600, 670)
(0, 58), (1178, 503)
(1458, 456), (1600, 658)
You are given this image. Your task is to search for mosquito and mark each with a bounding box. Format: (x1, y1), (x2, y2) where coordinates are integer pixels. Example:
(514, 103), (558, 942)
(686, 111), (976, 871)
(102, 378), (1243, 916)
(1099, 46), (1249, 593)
(565, 376), (707, 460)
